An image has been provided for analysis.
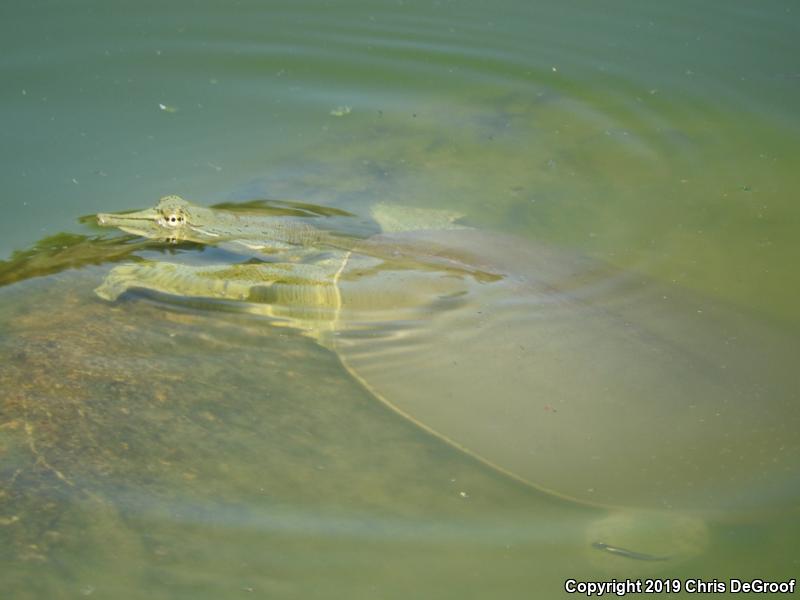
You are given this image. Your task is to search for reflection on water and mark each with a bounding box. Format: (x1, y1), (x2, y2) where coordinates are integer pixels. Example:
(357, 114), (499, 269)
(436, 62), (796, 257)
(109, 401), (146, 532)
(1, 0), (799, 597)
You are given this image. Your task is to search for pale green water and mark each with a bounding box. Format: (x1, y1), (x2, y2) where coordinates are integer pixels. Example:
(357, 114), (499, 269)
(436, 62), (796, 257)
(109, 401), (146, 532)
(1, 1), (799, 598)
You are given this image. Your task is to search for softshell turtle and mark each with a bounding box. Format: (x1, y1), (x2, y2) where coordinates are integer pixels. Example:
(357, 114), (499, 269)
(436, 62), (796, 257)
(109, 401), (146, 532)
(94, 195), (800, 570)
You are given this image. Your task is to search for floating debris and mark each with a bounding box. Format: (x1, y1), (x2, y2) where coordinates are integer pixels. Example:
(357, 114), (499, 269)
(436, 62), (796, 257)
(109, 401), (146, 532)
(158, 103), (178, 113)
(329, 105), (351, 117)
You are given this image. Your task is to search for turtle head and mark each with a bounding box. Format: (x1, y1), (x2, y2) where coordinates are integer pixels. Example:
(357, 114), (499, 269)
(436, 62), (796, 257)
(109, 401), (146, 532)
(97, 195), (202, 241)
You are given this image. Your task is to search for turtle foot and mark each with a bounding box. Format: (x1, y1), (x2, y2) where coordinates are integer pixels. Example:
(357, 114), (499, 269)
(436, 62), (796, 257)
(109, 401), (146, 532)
(586, 510), (709, 576)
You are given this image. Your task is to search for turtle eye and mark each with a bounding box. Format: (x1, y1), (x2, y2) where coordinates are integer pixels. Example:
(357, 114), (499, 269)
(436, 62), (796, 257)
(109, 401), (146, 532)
(161, 211), (184, 227)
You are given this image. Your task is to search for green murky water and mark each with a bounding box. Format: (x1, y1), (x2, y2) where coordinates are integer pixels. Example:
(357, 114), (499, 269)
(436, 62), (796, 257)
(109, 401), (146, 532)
(1, 1), (799, 598)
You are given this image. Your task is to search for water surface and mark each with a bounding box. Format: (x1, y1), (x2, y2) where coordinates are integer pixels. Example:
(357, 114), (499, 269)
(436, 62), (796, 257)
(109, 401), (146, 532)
(1, 1), (799, 598)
